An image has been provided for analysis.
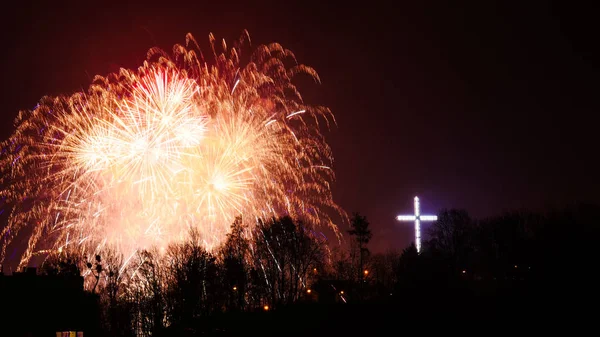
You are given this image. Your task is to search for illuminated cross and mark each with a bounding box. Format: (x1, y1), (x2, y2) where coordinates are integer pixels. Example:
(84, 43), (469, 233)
(396, 196), (437, 253)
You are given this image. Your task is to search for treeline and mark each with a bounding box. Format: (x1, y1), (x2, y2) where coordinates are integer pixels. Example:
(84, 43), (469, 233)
(330, 203), (599, 316)
(40, 203), (599, 335)
(42, 216), (328, 337)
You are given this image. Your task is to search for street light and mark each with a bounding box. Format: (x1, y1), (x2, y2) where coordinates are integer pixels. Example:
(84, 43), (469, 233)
(307, 289), (312, 294)
(263, 305), (270, 311)
(233, 286), (237, 291)
(363, 270), (369, 276)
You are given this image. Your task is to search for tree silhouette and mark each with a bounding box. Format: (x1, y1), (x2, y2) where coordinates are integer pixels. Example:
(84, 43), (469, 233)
(252, 216), (327, 308)
(369, 250), (400, 296)
(330, 246), (353, 281)
(477, 210), (539, 278)
(394, 243), (419, 289)
(221, 216), (249, 311)
(133, 249), (166, 336)
(425, 209), (474, 272)
(165, 228), (220, 328)
(98, 249), (130, 337)
(347, 212), (372, 282)
(40, 249), (82, 277)
(86, 254), (103, 294)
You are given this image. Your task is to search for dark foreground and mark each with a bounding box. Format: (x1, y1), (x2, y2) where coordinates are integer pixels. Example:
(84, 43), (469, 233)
(1, 278), (588, 336)
(162, 282), (580, 336)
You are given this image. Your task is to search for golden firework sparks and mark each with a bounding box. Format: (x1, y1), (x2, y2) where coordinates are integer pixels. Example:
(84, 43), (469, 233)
(0, 31), (343, 271)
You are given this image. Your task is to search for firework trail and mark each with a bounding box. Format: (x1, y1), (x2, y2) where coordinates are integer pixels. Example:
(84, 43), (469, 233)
(0, 31), (342, 271)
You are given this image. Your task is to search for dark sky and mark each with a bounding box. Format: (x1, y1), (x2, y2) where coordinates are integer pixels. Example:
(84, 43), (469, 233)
(1, 1), (598, 253)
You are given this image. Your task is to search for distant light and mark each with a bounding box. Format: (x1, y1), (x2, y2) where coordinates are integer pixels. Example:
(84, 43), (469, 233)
(462, 270), (466, 274)
(307, 289), (312, 294)
(514, 265), (518, 269)
(263, 305), (270, 311)
(340, 290), (344, 295)
(313, 268), (317, 273)
(363, 270), (369, 275)
(233, 286), (237, 291)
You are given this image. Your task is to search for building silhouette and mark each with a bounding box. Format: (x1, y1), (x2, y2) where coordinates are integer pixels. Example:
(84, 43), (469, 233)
(0, 267), (99, 337)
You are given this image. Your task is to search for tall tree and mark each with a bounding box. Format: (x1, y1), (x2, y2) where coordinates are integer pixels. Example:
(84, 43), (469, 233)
(133, 249), (166, 336)
(165, 228), (221, 327)
(99, 249), (131, 337)
(425, 209), (474, 271)
(252, 216), (327, 307)
(347, 212), (372, 282)
(221, 216), (250, 311)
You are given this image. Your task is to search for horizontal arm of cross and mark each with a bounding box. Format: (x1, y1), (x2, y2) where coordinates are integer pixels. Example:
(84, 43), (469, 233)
(396, 215), (437, 221)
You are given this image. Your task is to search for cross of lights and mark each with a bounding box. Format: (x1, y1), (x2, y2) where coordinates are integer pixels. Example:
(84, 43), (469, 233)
(396, 196), (437, 253)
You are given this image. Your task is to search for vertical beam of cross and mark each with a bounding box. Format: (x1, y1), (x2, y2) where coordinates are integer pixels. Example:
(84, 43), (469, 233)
(396, 196), (437, 253)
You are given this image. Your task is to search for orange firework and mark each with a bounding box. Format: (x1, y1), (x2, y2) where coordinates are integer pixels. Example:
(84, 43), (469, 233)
(0, 31), (342, 271)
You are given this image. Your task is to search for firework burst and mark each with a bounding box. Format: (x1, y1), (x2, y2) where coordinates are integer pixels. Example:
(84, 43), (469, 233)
(0, 31), (342, 270)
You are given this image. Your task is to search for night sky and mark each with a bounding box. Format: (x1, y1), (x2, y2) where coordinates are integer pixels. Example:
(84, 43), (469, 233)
(1, 1), (598, 253)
